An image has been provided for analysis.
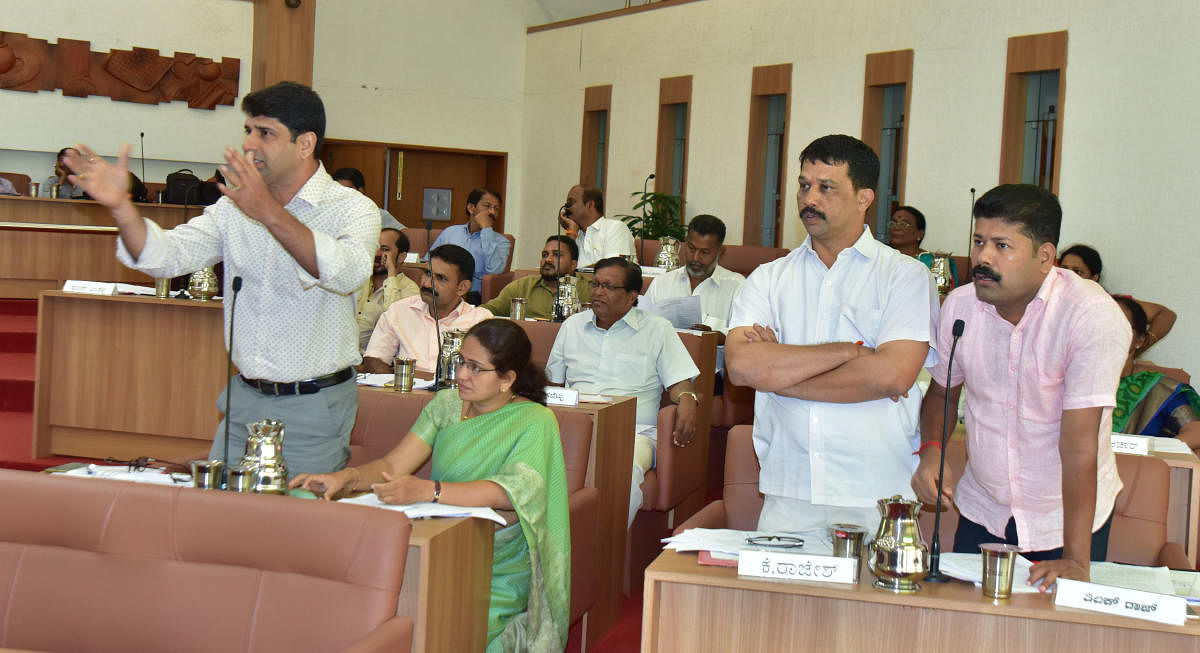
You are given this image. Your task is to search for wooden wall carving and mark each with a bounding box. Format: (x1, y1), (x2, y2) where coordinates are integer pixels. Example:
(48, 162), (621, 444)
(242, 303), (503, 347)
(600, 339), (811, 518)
(0, 31), (239, 110)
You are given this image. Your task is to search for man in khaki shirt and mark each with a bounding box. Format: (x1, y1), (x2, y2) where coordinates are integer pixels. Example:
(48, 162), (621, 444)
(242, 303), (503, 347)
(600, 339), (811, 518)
(356, 227), (419, 350)
(482, 235), (590, 320)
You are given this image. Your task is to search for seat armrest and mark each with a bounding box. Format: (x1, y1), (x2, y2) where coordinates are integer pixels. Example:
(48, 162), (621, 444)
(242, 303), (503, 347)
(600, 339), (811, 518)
(1157, 542), (1194, 571)
(673, 501), (727, 535)
(339, 616), (415, 653)
(652, 405), (709, 512)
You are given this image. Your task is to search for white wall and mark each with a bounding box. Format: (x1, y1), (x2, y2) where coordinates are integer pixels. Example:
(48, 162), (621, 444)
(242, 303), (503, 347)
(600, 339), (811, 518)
(1, 0), (253, 180)
(522, 0), (1200, 375)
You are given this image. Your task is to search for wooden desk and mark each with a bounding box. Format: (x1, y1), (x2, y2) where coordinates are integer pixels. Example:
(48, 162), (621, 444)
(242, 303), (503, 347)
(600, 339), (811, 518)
(33, 291), (226, 460)
(642, 550), (1200, 652)
(401, 517), (493, 653)
(0, 196), (193, 298)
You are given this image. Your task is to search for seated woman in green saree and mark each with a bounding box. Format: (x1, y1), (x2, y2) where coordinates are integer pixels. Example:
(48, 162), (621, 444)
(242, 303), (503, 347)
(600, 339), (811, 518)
(1112, 296), (1200, 451)
(291, 319), (570, 652)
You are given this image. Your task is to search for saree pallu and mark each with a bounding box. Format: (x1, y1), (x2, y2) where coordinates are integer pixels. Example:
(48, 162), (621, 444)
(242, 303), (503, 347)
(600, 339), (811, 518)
(412, 390), (571, 652)
(1113, 370), (1200, 438)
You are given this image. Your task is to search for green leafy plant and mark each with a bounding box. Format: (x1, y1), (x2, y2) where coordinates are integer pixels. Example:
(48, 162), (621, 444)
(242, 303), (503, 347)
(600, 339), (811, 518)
(616, 190), (686, 241)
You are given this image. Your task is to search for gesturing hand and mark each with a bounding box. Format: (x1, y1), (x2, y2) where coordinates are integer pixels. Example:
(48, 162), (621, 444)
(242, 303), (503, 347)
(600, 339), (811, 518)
(218, 146), (281, 223)
(63, 144), (134, 211)
(372, 472), (434, 505)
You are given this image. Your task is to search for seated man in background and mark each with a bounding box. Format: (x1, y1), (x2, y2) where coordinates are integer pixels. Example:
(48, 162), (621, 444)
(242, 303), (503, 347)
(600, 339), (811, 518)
(912, 184), (1130, 590)
(428, 187), (511, 304)
(482, 235), (591, 320)
(331, 166), (404, 231)
(356, 227), (420, 350)
(41, 147), (87, 199)
(558, 185), (635, 267)
(1058, 243), (1175, 357)
(547, 256), (700, 527)
(361, 244), (492, 374)
(643, 214), (745, 342)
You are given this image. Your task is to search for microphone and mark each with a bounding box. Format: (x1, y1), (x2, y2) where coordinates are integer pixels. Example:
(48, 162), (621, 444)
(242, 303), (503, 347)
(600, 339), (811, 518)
(221, 275), (244, 486)
(925, 318), (966, 583)
(641, 173), (655, 264)
(424, 224), (444, 389)
(139, 132), (146, 185)
(965, 187), (976, 257)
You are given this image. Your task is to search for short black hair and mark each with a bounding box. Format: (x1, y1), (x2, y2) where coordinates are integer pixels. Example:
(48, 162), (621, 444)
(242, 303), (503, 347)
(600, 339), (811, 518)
(580, 186), (604, 215)
(241, 81), (326, 152)
(382, 227), (409, 253)
(593, 256), (642, 294)
(331, 167), (365, 190)
(799, 134), (880, 191)
(973, 184), (1062, 249)
(1112, 295), (1148, 336)
(56, 147), (78, 161)
(1060, 243), (1102, 278)
(430, 243), (475, 284)
(687, 214), (726, 244)
(467, 187), (501, 207)
(466, 319), (548, 405)
(545, 234), (579, 262)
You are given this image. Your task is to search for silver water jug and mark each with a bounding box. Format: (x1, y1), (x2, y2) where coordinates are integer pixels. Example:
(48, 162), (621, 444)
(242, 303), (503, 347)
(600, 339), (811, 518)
(438, 329), (467, 388)
(554, 275), (580, 321)
(867, 495), (929, 593)
(928, 252), (954, 297)
(241, 418), (288, 494)
(654, 236), (681, 270)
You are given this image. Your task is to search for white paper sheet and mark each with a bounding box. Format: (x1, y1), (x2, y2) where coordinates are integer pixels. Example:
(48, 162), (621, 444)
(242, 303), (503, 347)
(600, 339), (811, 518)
(662, 528), (833, 557)
(1090, 562), (1176, 595)
(338, 494), (507, 526)
(59, 465), (186, 486)
(637, 295), (703, 330)
(355, 373), (435, 389)
(937, 552), (1041, 594)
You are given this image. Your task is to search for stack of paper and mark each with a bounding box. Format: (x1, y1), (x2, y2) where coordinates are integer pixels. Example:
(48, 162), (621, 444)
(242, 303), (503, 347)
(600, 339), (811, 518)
(58, 465), (186, 486)
(355, 373), (435, 390)
(338, 493), (507, 526)
(937, 552), (1041, 593)
(663, 528), (834, 558)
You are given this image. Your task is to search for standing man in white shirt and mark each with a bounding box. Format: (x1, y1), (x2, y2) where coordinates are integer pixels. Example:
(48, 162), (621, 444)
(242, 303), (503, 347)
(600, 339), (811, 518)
(558, 185), (635, 267)
(725, 134), (939, 532)
(65, 82), (379, 475)
(547, 257), (700, 526)
(643, 214), (745, 343)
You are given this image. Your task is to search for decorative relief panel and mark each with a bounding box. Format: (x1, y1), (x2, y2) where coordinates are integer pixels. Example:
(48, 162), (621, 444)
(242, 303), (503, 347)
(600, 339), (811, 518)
(0, 31), (239, 110)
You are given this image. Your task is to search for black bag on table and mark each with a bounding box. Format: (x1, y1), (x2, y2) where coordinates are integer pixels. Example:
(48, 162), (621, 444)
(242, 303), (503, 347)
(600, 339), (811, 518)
(164, 169), (202, 205)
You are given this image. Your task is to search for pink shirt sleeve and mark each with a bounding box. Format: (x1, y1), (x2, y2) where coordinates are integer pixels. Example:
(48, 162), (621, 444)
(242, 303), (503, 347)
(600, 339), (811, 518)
(364, 304), (403, 360)
(1062, 297), (1131, 410)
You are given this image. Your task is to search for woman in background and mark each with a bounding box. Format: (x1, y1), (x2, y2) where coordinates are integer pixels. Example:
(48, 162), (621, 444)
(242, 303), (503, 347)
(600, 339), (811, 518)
(888, 205), (958, 285)
(1060, 244), (1175, 357)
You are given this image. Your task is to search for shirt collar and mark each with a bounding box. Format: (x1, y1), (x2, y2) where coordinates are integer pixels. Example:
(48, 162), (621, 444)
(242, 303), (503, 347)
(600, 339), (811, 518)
(292, 162), (332, 208)
(796, 226), (877, 263)
(591, 305), (647, 332)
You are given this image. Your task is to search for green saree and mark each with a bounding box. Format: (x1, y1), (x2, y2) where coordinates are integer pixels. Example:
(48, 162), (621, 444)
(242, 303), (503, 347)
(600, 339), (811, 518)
(1113, 370), (1200, 437)
(411, 390), (571, 652)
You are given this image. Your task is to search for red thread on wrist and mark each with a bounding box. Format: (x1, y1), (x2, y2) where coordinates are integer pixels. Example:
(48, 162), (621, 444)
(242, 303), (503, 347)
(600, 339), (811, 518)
(913, 440), (942, 456)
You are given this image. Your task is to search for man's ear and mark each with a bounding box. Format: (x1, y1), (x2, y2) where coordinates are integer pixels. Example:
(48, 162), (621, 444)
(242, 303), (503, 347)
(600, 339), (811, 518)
(457, 278), (472, 297)
(295, 132), (317, 159)
(1037, 242), (1057, 272)
(856, 187), (876, 214)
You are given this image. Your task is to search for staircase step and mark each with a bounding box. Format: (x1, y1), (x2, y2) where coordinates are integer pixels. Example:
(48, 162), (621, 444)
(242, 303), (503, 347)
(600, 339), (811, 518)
(0, 300), (37, 317)
(0, 380), (33, 412)
(0, 331), (36, 354)
(0, 352), (35, 381)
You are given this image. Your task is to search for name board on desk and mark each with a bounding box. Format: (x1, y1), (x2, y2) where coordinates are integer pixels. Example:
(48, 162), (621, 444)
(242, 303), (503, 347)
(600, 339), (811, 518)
(1111, 434), (1150, 456)
(737, 550), (858, 585)
(1054, 578), (1186, 626)
(544, 387), (579, 407)
(63, 280), (117, 295)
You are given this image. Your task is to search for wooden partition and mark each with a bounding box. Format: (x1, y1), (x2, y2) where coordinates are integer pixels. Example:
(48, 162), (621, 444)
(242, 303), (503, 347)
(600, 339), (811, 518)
(1, 196), (193, 298)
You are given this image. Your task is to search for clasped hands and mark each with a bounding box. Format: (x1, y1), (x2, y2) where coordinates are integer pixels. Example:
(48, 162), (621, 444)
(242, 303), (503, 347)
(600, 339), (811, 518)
(290, 469), (432, 504)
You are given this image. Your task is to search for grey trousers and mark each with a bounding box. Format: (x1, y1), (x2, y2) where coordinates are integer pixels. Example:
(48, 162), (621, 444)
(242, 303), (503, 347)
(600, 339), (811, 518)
(210, 374), (357, 476)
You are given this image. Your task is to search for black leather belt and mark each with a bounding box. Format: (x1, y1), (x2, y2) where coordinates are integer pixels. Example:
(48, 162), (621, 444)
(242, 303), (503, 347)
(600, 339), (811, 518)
(240, 367), (354, 396)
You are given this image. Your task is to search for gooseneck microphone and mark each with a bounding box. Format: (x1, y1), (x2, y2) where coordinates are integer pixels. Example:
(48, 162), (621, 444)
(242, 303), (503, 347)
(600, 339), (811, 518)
(925, 318), (966, 583)
(221, 275), (244, 485)
(139, 132), (146, 185)
(965, 188), (976, 258)
(425, 220), (444, 390)
(640, 173), (655, 264)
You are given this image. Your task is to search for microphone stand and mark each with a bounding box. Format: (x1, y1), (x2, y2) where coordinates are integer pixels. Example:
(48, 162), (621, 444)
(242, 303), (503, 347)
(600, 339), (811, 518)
(425, 220), (445, 390)
(139, 132), (146, 185)
(925, 318), (966, 582)
(965, 187), (976, 258)
(640, 172), (654, 264)
(221, 276), (244, 487)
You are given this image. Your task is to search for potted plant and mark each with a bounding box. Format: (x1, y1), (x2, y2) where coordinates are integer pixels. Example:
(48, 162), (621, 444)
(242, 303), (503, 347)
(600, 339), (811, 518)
(616, 190), (686, 241)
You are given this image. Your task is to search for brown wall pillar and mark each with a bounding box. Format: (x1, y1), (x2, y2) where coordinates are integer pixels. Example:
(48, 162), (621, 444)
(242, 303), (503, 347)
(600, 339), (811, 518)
(251, 0), (316, 91)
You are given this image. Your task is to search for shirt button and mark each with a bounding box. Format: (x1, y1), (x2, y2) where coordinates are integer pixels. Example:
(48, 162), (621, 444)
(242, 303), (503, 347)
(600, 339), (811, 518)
(824, 280), (832, 287)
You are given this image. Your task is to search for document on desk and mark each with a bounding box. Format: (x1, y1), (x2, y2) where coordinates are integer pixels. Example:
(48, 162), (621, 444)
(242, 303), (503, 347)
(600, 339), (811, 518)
(355, 373), (435, 389)
(338, 494), (506, 525)
(938, 552), (1040, 594)
(663, 528), (834, 557)
(637, 295), (702, 330)
(1090, 561), (1175, 595)
(58, 465), (184, 486)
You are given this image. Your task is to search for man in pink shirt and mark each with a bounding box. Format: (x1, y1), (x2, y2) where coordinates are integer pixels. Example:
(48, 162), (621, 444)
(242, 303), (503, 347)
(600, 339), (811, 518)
(912, 184), (1130, 590)
(360, 244), (493, 373)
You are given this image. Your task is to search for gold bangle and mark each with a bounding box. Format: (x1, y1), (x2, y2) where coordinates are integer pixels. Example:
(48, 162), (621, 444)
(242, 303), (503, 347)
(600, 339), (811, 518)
(344, 466), (360, 491)
(675, 391), (699, 405)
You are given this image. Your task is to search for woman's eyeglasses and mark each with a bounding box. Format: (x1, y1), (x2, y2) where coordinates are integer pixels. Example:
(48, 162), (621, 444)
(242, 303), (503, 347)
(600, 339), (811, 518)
(454, 355), (496, 375)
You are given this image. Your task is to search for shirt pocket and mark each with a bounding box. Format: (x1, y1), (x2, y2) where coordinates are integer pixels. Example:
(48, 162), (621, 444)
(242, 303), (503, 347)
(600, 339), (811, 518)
(1019, 367), (1066, 425)
(837, 307), (882, 348)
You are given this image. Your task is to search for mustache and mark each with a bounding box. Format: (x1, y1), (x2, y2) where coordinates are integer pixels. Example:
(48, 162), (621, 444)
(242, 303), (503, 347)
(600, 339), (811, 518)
(420, 286), (436, 295)
(800, 207), (826, 221)
(972, 265), (1001, 282)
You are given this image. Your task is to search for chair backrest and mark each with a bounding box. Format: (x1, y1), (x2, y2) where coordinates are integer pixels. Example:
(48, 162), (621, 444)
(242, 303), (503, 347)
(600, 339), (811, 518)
(723, 425), (764, 530)
(405, 227), (444, 257)
(719, 244), (789, 278)
(633, 238), (661, 265)
(0, 470), (412, 653)
(515, 319), (562, 370)
(1109, 453), (1172, 566)
(349, 390), (434, 466)
(501, 233), (516, 271)
(0, 172), (31, 196)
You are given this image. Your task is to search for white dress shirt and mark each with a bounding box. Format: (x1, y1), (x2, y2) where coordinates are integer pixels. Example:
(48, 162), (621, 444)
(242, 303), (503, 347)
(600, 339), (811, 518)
(729, 228), (939, 507)
(643, 263), (746, 333)
(546, 307), (698, 429)
(117, 163), (380, 382)
(576, 216), (635, 268)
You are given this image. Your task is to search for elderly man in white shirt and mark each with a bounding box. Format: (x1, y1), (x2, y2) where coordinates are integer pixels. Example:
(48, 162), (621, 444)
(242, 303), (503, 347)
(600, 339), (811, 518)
(558, 185), (635, 267)
(67, 82), (379, 476)
(643, 214), (745, 342)
(547, 256), (700, 527)
(726, 135), (938, 533)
